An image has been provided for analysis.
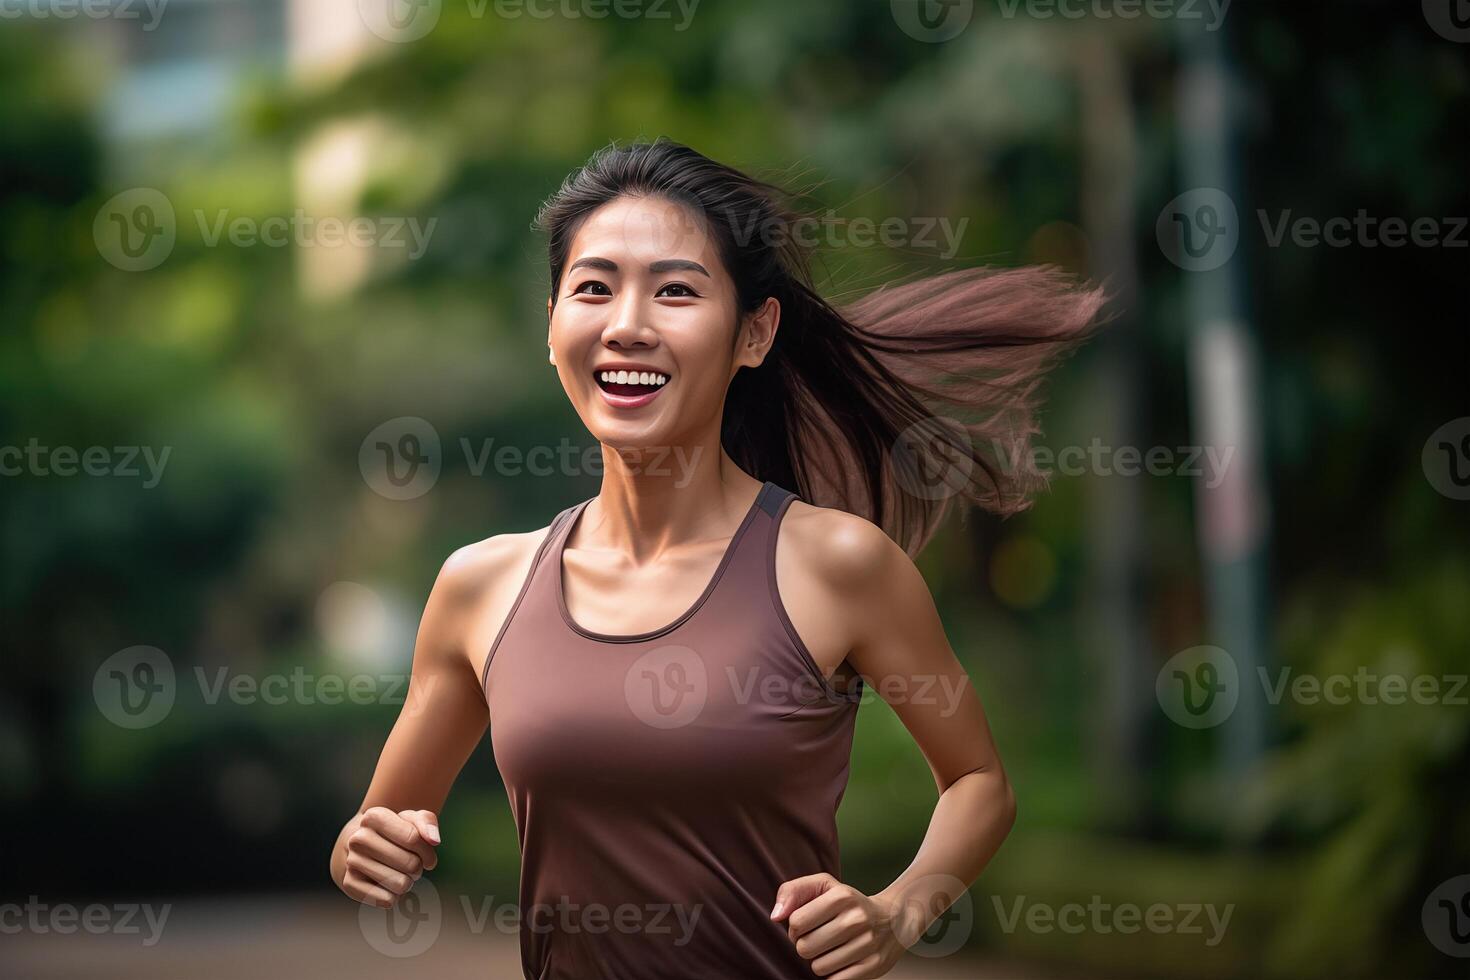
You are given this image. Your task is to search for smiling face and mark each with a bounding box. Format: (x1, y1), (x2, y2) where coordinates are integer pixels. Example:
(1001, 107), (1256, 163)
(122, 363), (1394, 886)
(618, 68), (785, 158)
(548, 194), (778, 453)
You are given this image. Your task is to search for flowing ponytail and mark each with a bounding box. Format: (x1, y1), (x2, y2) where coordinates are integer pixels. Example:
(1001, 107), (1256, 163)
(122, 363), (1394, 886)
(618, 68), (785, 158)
(536, 138), (1106, 557)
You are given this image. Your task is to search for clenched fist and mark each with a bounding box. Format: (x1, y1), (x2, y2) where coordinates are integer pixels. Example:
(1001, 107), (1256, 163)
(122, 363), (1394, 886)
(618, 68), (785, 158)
(336, 807), (440, 909)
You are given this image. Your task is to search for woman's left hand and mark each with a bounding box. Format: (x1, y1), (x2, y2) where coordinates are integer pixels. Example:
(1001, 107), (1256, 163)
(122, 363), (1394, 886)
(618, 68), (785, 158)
(770, 872), (906, 978)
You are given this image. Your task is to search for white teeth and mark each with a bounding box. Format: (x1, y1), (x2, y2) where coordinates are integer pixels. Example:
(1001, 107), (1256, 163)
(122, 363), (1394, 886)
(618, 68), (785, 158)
(598, 370), (670, 387)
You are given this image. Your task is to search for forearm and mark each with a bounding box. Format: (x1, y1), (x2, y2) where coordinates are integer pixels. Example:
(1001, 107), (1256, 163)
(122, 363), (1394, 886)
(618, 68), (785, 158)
(874, 767), (1016, 939)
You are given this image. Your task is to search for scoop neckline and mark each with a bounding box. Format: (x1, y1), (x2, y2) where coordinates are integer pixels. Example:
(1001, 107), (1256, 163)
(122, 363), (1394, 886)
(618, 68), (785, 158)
(554, 481), (772, 643)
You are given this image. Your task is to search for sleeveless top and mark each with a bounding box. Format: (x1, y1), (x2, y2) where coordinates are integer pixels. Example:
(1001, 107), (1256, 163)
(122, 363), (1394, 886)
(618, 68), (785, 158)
(481, 481), (864, 979)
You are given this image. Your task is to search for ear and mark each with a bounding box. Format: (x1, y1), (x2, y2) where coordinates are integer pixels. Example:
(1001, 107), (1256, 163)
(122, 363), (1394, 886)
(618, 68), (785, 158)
(736, 297), (781, 371)
(546, 296), (556, 365)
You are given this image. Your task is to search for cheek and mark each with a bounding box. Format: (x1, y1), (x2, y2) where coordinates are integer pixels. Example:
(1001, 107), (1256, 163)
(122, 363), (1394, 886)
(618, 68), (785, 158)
(548, 304), (600, 353)
(671, 309), (738, 369)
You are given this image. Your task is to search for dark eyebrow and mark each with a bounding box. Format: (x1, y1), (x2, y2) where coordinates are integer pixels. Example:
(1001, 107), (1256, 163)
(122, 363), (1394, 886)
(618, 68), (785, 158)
(567, 256), (618, 274)
(566, 257), (710, 277)
(649, 259), (710, 277)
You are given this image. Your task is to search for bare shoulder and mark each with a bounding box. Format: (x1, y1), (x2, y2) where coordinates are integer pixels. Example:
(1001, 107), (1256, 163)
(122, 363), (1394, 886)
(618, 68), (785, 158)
(436, 526), (552, 605)
(426, 521), (560, 684)
(778, 497), (910, 592)
(774, 497), (920, 677)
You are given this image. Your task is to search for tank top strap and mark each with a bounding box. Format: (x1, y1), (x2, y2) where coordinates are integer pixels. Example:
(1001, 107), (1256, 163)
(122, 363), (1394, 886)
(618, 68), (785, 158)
(754, 478), (794, 519)
(724, 479), (866, 704)
(735, 478), (797, 553)
(479, 497), (590, 693)
(707, 480), (791, 589)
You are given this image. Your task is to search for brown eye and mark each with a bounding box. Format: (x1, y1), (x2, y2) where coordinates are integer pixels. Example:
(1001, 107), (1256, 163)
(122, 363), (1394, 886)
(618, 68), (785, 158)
(573, 281), (611, 296)
(658, 283), (697, 298)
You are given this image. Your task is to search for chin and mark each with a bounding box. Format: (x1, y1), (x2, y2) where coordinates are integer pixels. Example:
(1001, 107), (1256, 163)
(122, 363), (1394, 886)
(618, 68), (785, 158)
(585, 419), (669, 453)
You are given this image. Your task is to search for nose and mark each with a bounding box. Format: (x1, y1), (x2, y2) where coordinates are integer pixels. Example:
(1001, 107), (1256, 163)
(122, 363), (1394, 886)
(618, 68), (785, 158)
(600, 291), (658, 350)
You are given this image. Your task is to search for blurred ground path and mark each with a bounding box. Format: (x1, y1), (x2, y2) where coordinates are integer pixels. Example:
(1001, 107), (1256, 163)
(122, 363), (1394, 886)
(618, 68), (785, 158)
(2, 892), (1077, 979)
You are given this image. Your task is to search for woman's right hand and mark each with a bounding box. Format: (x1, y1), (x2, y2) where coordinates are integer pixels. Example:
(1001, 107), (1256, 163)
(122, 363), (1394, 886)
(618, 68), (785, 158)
(337, 806), (441, 908)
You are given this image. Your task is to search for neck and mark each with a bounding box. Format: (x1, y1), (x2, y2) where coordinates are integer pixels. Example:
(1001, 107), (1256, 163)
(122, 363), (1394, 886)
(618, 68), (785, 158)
(578, 446), (764, 563)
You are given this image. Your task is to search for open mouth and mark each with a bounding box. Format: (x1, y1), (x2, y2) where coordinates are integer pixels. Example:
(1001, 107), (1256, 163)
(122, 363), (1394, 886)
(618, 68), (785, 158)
(595, 369), (669, 398)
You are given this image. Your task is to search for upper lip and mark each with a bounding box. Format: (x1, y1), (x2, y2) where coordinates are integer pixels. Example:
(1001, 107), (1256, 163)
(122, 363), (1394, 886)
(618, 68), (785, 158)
(593, 361), (671, 377)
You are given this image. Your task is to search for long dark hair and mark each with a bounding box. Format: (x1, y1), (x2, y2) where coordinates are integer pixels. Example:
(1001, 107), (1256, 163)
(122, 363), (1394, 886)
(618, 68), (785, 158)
(534, 138), (1105, 557)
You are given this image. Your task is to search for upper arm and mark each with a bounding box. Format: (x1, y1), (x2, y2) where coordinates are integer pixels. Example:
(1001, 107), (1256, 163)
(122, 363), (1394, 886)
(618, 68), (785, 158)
(355, 540), (510, 816)
(805, 509), (1006, 795)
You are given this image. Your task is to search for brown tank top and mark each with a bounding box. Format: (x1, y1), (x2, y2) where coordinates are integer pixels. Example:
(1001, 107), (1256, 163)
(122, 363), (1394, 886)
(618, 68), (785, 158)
(481, 480), (864, 979)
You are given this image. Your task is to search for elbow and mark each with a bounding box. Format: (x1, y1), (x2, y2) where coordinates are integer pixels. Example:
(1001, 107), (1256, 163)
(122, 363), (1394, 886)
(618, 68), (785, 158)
(999, 777), (1018, 836)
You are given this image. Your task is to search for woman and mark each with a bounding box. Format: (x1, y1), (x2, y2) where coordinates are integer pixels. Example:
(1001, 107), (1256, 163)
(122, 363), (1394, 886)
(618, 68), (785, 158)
(329, 138), (1102, 978)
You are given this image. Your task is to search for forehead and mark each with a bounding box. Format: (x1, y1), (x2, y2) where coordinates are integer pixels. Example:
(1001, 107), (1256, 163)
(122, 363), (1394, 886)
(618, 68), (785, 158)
(567, 195), (722, 272)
